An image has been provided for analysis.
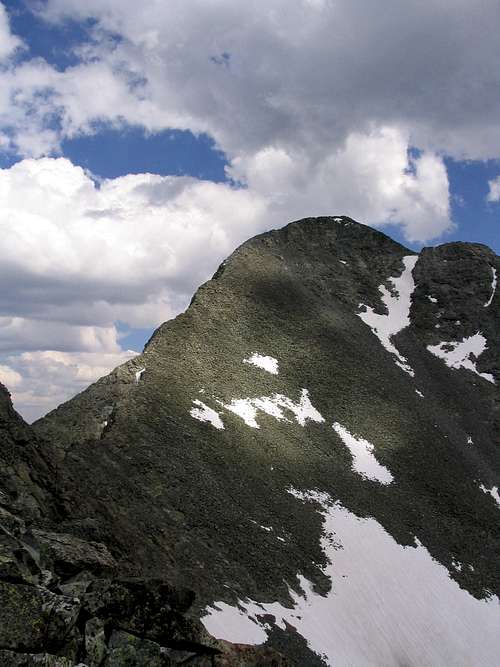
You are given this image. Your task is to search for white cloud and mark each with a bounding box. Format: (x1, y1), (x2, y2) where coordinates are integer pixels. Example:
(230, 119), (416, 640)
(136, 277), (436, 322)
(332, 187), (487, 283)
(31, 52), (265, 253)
(0, 3), (21, 61)
(0, 350), (137, 423)
(0, 363), (22, 388)
(230, 127), (451, 242)
(487, 176), (500, 203)
(0, 158), (267, 326)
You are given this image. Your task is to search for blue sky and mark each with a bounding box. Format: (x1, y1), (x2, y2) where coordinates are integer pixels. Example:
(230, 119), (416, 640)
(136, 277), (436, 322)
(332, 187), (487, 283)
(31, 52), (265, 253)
(0, 0), (499, 420)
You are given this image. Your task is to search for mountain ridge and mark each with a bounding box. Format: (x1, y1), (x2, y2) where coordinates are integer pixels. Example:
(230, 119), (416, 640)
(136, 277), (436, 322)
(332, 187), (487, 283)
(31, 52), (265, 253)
(1, 215), (499, 666)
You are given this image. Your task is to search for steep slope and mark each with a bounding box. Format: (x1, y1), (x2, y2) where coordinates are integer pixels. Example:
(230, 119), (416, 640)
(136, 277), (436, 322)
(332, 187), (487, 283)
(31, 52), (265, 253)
(0, 386), (289, 666)
(20, 217), (500, 665)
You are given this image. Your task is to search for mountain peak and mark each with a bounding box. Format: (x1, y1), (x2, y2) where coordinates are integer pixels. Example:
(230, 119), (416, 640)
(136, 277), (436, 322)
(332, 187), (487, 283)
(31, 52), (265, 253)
(2, 217), (499, 666)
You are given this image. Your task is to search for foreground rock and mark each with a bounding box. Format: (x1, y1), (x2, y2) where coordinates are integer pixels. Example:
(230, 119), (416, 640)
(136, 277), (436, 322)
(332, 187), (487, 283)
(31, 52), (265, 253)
(0, 526), (290, 666)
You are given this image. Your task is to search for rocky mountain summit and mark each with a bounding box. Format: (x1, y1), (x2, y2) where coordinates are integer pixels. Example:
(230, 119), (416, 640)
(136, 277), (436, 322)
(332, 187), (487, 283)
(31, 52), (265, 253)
(1, 216), (499, 666)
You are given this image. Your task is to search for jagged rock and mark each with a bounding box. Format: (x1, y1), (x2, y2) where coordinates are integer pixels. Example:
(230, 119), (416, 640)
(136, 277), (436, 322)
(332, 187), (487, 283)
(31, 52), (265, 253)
(0, 534), (37, 584)
(79, 578), (207, 647)
(0, 651), (76, 666)
(0, 581), (80, 654)
(84, 617), (107, 667)
(0, 505), (26, 534)
(0, 384), (57, 522)
(28, 530), (117, 581)
(103, 630), (166, 667)
(213, 641), (291, 666)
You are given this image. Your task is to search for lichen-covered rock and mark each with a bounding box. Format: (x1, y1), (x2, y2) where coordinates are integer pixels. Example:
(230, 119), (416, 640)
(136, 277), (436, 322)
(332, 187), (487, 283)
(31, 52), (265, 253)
(84, 617), (107, 667)
(0, 536), (36, 584)
(214, 641), (291, 666)
(103, 630), (166, 667)
(0, 505), (26, 534)
(80, 578), (209, 648)
(0, 581), (80, 653)
(28, 530), (117, 581)
(0, 651), (76, 666)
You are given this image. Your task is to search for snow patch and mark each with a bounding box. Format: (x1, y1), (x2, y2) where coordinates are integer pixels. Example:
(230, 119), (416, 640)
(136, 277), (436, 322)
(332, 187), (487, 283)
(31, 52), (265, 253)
(190, 400), (224, 430)
(134, 367), (145, 383)
(202, 489), (500, 667)
(479, 484), (500, 508)
(484, 267), (497, 307)
(243, 353), (279, 375)
(219, 389), (324, 429)
(332, 422), (393, 484)
(427, 332), (495, 384)
(358, 255), (418, 376)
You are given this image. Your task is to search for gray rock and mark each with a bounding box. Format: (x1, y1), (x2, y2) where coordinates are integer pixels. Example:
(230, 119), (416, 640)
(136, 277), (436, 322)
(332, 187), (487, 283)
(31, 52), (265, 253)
(0, 581), (80, 653)
(29, 530), (117, 581)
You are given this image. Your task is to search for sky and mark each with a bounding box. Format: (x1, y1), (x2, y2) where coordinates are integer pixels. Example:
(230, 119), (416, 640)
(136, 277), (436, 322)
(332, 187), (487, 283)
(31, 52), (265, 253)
(0, 0), (499, 422)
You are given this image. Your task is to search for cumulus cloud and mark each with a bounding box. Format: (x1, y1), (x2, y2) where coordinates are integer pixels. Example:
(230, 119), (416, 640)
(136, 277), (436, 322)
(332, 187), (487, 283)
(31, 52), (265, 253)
(0, 157), (267, 326)
(230, 127), (451, 242)
(0, 149), (448, 353)
(0, 2), (21, 60)
(0, 350), (136, 423)
(487, 176), (500, 203)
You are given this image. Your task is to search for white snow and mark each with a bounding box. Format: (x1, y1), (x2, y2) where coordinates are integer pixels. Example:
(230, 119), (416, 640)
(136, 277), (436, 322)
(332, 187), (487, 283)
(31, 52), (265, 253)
(484, 267), (497, 307)
(358, 255), (418, 376)
(243, 353), (279, 375)
(479, 484), (500, 508)
(134, 367), (145, 383)
(219, 389), (324, 429)
(202, 489), (500, 667)
(415, 389), (424, 398)
(220, 398), (261, 428)
(427, 332), (495, 384)
(203, 602), (269, 644)
(332, 422), (393, 484)
(189, 400), (225, 430)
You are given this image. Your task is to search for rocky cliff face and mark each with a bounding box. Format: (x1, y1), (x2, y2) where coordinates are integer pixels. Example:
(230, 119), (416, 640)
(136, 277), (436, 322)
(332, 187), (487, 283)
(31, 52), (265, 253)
(1, 217), (499, 666)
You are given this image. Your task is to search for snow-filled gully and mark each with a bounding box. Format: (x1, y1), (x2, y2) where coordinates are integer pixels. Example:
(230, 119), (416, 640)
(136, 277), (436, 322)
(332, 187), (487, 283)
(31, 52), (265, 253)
(357, 255), (418, 376)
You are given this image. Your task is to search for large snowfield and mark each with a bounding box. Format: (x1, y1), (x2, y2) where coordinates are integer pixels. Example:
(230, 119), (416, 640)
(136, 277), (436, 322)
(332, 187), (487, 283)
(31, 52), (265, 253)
(203, 490), (500, 667)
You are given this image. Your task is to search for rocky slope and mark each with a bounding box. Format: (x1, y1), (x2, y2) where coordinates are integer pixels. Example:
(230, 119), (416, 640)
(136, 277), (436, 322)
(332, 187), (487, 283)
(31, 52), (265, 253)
(0, 385), (289, 665)
(1, 216), (499, 666)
